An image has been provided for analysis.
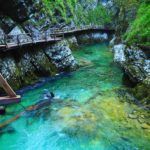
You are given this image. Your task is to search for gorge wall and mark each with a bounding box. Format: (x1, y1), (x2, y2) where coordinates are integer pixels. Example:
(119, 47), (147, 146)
(0, 32), (109, 90)
(0, 0), (110, 90)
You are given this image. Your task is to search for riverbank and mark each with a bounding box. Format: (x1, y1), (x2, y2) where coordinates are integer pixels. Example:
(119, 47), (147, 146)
(0, 31), (110, 91)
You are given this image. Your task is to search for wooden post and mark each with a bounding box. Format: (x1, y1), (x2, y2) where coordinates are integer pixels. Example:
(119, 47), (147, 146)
(0, 74), (17, 97)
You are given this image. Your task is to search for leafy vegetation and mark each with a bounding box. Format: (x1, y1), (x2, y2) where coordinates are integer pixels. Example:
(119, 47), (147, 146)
(42, 0), (111, 26)
(74, 3), (111, 26)
(42, 0), (76, 24)
(124, 2), (150, 46)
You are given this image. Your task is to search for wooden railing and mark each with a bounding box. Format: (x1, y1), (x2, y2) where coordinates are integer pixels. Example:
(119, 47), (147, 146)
(0, 25), (113, 49)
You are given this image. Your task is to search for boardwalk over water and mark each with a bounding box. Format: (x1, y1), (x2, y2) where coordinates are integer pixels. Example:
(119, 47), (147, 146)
(0, 25), (114, 51)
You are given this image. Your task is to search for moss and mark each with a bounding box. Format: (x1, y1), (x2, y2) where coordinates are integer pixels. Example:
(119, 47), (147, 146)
(42, 0), (111, 26)
(124, 3), (150, 46)
(131, 83), (150, 105)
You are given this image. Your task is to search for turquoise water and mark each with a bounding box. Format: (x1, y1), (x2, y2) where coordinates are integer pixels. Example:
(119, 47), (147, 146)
(0, 43), (150, 150)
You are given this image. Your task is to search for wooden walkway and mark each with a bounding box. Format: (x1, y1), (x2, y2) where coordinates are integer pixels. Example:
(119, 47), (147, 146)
(0, 74), (21, 106)
(0, 25), (114, 51)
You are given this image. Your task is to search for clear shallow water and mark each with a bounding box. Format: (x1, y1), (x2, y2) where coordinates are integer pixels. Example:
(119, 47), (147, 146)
(0, 43), (150, 150)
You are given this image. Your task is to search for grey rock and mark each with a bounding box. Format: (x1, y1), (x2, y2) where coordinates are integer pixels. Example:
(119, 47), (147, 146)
(113, 44), (126, 64)
(44, 40), (77, 70)
(77, 33), (108, 44)
(112, 44), (150, 84)
(8, 26), (31, 43)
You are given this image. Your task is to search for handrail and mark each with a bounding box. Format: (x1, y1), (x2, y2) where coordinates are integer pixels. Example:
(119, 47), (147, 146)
(0, 26), (114, 48)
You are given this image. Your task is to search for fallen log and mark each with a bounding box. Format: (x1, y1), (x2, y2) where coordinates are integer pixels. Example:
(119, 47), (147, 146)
(0, 98), (53, 129)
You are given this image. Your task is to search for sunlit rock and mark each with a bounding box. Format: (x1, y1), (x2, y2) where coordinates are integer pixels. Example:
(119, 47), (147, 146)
(0, 57), (16, 80)
(113, 44), (126, 64)
(45, 40), (78, 71)
(9, 26), (31, 43)
(76, 33), (108, 44)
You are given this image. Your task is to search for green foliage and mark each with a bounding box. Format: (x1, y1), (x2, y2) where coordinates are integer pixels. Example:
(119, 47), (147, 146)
(42, 0), (76, 23)
(113, 0), (138, 9)
(42, 0), (111, 26)
(74, 4), (111, 26)
(124, 3), (150, 46)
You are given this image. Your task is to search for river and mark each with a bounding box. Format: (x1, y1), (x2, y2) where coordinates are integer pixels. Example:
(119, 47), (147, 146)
(0, 43), (149, 150)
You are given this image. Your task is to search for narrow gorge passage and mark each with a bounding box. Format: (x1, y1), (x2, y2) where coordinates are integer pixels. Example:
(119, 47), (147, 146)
(0, 43), (149, 150)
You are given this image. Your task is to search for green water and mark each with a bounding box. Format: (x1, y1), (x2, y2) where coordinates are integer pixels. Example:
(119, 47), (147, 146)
(0, 43), (150, 150)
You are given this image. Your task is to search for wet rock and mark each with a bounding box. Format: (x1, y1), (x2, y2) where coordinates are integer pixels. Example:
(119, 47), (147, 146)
(76, 33), (108, 44)
(112, 44), (126, 65)
(91, 33), (108, 42)
(45, 40), (77, 71)
(113, 44), (150, 84)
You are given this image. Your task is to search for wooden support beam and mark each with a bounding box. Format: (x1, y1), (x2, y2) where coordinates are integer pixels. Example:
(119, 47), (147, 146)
(0, 74), (17, 97)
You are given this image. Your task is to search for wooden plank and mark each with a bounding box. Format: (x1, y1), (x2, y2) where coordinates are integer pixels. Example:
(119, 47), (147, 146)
(0, 74), (17, 97)
(0, 95), (21, 105)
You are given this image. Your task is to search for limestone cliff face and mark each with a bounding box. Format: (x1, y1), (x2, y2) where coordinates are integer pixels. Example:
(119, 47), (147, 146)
(0, 0), (102, 36)
(112, 44), (150, 84)
(0, 0), (50, 34)
(0, 39), (77, 89)
(0, 32), (108, 90)
(0, 0), (110, 90)
(112, 43), (150, 104)
(109, 1), (150, 104)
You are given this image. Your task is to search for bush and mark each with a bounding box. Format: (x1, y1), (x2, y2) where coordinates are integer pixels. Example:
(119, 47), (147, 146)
(124, 3), (150, 46)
